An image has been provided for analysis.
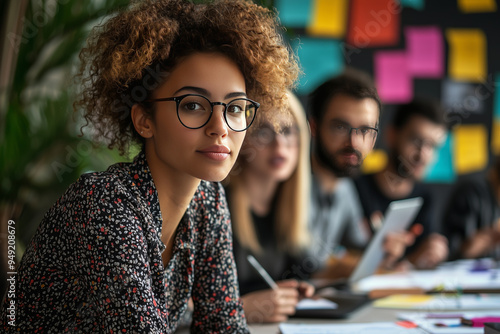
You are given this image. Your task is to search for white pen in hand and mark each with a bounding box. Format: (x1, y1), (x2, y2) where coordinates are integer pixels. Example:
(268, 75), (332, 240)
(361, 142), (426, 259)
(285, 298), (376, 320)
(247, 255), (278, 291)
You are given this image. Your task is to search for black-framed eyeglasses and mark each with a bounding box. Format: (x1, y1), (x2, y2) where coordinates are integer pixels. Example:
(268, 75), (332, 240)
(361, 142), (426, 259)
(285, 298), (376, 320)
(329, 122), (379, 142)
(144, 94), (259, 132)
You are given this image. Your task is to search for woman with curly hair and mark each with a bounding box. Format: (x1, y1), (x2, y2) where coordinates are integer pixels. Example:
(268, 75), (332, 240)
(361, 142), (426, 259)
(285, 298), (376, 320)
(224, 92), (314, 323)
(1, 0), (298, 332)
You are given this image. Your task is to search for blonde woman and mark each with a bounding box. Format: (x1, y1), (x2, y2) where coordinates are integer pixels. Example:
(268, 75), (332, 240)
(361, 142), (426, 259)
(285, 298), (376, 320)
(224, 92), (314, 323)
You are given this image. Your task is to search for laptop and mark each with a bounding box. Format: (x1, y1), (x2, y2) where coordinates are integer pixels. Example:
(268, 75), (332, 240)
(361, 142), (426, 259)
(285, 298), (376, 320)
(293, 197), (423, 319)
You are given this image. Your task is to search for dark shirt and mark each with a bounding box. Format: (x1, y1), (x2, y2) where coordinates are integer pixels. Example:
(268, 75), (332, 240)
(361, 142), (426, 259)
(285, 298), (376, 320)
(1, 151), (249, 333)
(227, 191), (306, 295)
(442, 175), (500, 260)
(354, 173), (435, 253)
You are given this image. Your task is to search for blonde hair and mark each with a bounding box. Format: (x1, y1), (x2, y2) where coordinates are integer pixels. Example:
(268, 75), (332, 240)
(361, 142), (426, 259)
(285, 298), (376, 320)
(226, 91), (311, 254)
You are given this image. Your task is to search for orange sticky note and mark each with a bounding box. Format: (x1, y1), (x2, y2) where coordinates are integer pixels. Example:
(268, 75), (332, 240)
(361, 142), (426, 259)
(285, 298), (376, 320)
(307, 0), (348, 38)
(458, 0), (497, 13)
(347, 0), (401, 48)
(491, 119), (500, 155)
(446, 29), (487, 82)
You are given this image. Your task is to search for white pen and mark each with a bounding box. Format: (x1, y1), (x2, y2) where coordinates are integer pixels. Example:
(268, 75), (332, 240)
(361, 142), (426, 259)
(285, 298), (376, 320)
(247, 255), (279, 290)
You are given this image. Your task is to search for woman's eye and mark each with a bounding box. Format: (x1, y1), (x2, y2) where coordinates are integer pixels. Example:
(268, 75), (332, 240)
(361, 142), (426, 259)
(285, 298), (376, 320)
(227, 105), (243, 114)
(184, 102), (204, 111)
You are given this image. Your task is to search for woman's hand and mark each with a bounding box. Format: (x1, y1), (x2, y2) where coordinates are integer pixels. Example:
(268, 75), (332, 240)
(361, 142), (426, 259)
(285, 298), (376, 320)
(242, 279), (315, 323)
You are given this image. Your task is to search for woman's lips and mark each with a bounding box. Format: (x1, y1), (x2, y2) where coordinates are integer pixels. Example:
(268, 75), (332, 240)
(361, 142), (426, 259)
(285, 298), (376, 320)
(197, 145), (231, 161)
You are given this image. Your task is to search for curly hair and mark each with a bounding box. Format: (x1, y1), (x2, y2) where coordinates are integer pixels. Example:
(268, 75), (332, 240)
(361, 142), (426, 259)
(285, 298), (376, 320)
(75, 0), (299, 154)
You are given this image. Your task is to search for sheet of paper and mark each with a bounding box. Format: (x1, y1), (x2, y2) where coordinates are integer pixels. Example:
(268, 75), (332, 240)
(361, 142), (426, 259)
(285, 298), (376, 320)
(292, 37), (344, 95)
(406, 26), (444, 77)
(458, 0), (497, 13)
(446, 29), (487, 82)
(453, 124), (488, 174)
(400, 0), (425, 10)
(424, 132), (456, 183)
(275, 0), (313, 27)
(374, 51), (413, 103)
(296, 298), (338, 310)
(307, 0), (347, 38)
(355, 259), (500, 292)
(399, 311), (500, 334)
(347, 0), (401, 47)
(279, 322), (424, 334)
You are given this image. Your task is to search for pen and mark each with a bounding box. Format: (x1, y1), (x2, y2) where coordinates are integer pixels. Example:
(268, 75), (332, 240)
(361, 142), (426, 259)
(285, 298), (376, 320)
(247, 255), (278, 290)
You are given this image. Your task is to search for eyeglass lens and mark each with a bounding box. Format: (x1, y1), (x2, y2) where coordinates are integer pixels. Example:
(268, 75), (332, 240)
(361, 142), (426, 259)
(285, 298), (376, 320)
(177, 95), (256, 131)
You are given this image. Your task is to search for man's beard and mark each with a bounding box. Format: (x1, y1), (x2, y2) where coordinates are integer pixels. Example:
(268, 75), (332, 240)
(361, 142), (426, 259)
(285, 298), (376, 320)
(315, 138), (363, 177)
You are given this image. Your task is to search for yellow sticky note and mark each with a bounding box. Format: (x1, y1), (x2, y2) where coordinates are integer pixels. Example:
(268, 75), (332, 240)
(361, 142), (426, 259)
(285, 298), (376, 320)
(458, 0), (497, 13)
(446, 29), (487, 82)
(453, 124), (488, 174)
(373, 294), (434, 308)
(491, 119), (500, 155)
(306, 0), (348, 38)
(361, 149), (388, 174)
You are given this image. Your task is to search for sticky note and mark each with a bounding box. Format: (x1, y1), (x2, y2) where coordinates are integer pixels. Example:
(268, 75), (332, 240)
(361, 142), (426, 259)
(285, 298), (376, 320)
(458, 0), (497, 13)
(441, 79), (485, 115)
(491, 120), (500, 155)
(453, 124), (488, 174)
(399, 0), (425, 10)
(307, 0), (348, 38)
(374, 51), (412, 103)
(361, 149), (388, 174)
(424, 132), (456, 183)
(374, 294), (434, 308)
(275, 0), (313, 27)
(292, 37), (344, 95)
(405, 26), (444, 78)
(446, 29), (487, 82)
(494, 74), (500, 118)
(347, 0), (401, 47)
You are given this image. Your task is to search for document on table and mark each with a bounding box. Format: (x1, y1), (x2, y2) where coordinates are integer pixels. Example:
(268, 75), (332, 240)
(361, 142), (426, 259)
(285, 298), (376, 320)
(355, 258), (500, 292)
(279, 322), (426, 334)
(398, 311), (500, 334)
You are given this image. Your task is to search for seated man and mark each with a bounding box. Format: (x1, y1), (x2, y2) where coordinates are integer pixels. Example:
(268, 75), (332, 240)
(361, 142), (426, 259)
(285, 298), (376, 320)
(307, 69), (414, 279)
(442, 157), (500, 260)
(354, 98), (449, 269)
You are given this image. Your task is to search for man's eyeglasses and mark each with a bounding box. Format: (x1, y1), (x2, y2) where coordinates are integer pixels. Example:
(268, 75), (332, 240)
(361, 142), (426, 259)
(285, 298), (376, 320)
(329, 122), (378, 142)
(145, 94), (259, 132)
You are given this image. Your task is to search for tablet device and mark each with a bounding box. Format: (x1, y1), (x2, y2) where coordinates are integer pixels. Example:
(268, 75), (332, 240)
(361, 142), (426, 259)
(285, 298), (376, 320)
(349, 196), (423, 283)
(292, 197), (423, 319)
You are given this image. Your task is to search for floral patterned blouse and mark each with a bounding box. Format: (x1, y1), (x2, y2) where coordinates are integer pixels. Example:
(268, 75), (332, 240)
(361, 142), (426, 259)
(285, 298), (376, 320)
(1, 151), (249, 333)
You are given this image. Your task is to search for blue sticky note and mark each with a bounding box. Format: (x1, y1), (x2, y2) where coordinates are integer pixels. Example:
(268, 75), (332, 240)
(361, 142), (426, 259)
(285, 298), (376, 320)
(292, 37), (344, 95)
(399, 0), (425, 10)
(276, 0), (313, 27)
(494, 73), (500, 118)
(424, 132), (456, 183)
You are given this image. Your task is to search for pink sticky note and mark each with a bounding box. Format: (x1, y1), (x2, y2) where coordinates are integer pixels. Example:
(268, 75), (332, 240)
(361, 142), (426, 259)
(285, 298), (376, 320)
(406, 26), (444, 78)
(374, 51), (413, 103)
